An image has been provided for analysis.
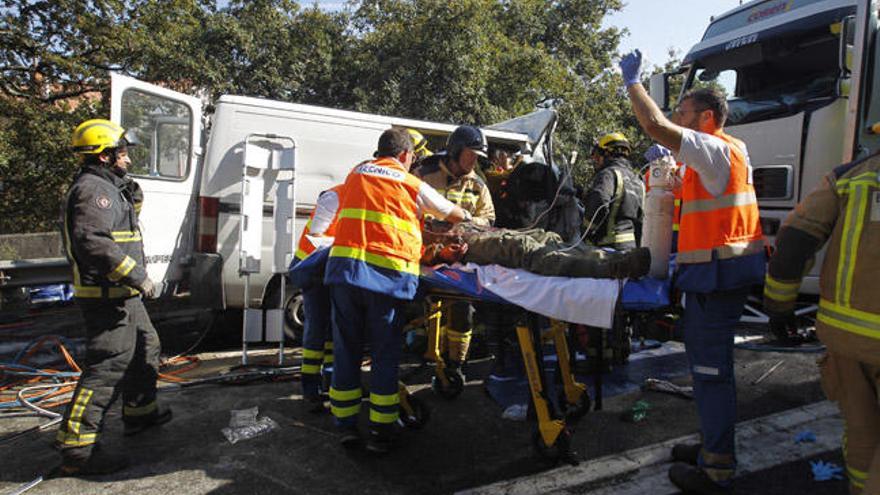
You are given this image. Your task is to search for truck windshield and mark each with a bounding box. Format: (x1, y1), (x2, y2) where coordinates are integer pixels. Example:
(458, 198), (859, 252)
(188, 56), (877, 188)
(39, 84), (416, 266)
(685, 22), (842, 126)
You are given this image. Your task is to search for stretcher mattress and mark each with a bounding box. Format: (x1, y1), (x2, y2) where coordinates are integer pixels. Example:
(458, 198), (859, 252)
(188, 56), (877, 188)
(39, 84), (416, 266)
(289, 247), (673, 329)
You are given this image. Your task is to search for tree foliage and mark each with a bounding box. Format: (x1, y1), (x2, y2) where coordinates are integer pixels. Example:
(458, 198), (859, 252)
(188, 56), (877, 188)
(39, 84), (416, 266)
(0, 0), (670, 235)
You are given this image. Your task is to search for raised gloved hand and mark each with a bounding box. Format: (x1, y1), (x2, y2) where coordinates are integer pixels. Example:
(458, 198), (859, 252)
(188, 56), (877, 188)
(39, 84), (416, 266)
(439, 243), (468, 264)
(644, 144), (673, 162)
(619, 49), (643, 87)
(138, 277), (157, 299)
(768, 312), (800, 344)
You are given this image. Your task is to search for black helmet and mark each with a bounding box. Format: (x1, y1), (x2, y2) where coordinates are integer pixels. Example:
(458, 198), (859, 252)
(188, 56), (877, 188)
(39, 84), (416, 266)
(446, 125), (488, 161)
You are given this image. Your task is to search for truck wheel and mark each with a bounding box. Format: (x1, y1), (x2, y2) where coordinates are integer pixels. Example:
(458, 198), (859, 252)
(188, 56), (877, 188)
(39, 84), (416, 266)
(283, 291), (305, 343)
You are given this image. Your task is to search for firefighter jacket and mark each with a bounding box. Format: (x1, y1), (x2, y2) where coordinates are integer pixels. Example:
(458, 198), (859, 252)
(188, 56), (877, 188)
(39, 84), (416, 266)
(677, 130), (764, 264)
(766, 153), (880, 362)
(583, 157), (644, 249)
(62, 164), (147, 299)
(414, 156), (495, 226)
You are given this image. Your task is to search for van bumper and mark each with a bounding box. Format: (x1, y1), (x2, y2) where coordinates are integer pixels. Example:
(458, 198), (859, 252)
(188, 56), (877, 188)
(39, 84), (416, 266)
(190, 253), (225, 309)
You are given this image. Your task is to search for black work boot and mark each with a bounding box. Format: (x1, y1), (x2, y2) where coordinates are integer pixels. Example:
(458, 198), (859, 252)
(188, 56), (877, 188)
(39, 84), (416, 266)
(304, 394), (329, 415)
(123, 405), (173, 437)
(338, 425), (361, 448)
(366, 424), (398, 455)
(671, 442), (702, 465)
(60, 445), (130, 477)
(624, 247), (651, 279)
(668, 463), (731, 495)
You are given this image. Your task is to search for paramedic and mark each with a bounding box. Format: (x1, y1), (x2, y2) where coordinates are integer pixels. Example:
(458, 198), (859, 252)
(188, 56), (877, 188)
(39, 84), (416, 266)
(324, 128), (470, 454)
(620, 50), (766, 494)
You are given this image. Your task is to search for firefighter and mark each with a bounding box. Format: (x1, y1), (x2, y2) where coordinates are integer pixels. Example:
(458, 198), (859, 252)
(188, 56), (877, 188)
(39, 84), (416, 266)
(412, 125), (495, 383)
(765, 153), (880, 494)
(407, 128), (433, 161)
(292, 184), (345, 413)
(583, 132), (645, 250)
(324, 128), (469, 453)
(621, 50), (766, 494)
(56, 119), (171, 476)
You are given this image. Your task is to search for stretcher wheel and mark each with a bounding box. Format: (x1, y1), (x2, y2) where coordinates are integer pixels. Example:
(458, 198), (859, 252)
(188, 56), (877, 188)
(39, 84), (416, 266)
(531, 428), (579, 466)
(431, 371), (464, 400)
(398, 395), (430, 429)
(560, 390), (591, 421)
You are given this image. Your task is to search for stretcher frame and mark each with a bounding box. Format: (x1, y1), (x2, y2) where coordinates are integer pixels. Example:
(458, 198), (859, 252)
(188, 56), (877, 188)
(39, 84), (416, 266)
(404, 288), (592, 462)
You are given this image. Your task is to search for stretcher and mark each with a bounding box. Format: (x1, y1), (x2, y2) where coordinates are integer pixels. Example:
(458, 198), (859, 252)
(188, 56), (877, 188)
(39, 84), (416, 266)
(413, 263), (671, 461)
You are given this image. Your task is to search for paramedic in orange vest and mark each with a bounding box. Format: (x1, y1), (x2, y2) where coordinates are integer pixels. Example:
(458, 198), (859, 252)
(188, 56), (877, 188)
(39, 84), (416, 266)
(323, 128), (470, 454)
(292, 184), (345, 413)
(621, 50), (766, 494)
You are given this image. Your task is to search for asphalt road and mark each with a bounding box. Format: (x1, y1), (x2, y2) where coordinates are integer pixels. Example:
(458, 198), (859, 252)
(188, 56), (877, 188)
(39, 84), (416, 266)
(0, 301), (844, 494)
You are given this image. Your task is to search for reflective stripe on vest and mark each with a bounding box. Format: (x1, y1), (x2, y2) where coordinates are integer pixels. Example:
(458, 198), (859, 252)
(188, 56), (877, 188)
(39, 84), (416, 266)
(598, 168), (627, 247)
(677, 131), (764, 264)
(330, 158), (423, 274)
(294, 185), (344, 261)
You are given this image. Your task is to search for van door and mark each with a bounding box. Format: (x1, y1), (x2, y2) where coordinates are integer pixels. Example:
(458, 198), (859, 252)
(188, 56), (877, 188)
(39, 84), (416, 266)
(110, 73), (203, 293)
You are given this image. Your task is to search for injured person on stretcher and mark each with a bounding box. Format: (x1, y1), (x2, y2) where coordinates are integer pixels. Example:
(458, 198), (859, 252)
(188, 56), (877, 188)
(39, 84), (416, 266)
(420, 221), (650, 279)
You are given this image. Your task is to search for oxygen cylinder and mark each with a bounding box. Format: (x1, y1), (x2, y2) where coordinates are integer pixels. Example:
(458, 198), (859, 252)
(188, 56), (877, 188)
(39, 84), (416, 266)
(642, 155), (676, 279)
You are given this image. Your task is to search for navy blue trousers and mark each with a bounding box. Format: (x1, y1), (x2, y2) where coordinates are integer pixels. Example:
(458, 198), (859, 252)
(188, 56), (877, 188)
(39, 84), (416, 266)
(329, 285), (404, 428)
(301, 285), (333, 397)
(681, 289), (749, 473)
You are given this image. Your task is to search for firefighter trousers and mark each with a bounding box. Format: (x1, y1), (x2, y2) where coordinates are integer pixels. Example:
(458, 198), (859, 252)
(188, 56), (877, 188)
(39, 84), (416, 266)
(820, 351), (880, 494)
(301, 285), (334, 398)
(55, 297), (161, 449)
(329, 285), (404, 429)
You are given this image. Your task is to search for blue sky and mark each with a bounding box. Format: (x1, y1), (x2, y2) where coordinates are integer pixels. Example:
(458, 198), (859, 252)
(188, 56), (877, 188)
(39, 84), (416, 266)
(603, 0), (747, 67)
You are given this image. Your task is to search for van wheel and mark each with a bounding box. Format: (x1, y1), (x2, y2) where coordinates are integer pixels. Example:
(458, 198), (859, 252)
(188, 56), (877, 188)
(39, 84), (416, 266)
(283, 291), (305, 343)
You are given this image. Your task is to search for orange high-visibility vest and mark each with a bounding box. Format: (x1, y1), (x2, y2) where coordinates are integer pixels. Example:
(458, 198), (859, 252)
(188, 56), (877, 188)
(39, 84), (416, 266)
(294, 184), (345, 262)
(329, 157), (424, 277)
(677, 130), (764, 264)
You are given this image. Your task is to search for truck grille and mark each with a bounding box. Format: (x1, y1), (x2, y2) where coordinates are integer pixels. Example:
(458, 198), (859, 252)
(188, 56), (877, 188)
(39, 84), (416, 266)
(753, 166), (792, 200)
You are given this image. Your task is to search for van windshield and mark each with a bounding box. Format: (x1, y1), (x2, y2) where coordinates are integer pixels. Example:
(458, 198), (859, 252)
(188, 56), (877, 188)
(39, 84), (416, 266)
(684, 22), (842, 126)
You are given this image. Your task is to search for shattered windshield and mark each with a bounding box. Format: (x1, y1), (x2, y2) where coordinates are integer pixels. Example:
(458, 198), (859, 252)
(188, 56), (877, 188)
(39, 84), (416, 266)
(685, 23), (842, 126)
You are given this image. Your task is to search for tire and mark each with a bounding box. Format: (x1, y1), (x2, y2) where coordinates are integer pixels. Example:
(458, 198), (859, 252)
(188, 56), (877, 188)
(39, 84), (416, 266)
(283, 290), (305, 343)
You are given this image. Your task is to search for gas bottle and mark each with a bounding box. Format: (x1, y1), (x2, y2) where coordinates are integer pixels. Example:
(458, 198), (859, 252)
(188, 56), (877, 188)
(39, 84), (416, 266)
(642, 155), (676, 278)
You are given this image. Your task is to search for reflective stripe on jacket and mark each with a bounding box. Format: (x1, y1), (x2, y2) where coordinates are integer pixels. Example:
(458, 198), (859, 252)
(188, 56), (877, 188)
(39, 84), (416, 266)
(325, 157), (424, 299)
(62, 165), (146, 299)
(677, 131), (764, 264)
(294, 184), (344, 262)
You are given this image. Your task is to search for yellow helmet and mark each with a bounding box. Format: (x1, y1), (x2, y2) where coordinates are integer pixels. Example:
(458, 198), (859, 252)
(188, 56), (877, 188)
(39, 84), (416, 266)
(593, 132), (631, 154)
(407, 129), (433, 158)
(71, 119), (135, 155)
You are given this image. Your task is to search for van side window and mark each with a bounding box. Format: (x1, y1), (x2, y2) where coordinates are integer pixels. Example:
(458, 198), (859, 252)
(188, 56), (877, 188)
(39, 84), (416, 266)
(120, 89), (192, 180)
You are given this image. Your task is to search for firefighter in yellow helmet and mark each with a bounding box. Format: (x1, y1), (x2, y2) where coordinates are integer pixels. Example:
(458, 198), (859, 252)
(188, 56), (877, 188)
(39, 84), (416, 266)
(407, 128), (433, 160)
(56, 119), (171, 476)
(582, 132), (645, 250)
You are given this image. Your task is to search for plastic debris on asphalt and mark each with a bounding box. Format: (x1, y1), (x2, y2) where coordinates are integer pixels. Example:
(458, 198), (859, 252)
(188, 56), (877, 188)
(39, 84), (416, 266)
(810, 460), (844, 481)
(621, 400), (651, 423)
(794, 430), (817, 444)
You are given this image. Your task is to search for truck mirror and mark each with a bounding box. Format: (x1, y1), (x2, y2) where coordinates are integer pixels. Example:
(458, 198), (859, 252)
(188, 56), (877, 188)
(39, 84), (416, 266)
(840, 15), (856, 74)
(648, 73), (670, 111)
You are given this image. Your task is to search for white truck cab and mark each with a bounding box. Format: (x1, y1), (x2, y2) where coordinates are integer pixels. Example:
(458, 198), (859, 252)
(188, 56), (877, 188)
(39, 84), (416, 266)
(109, 74), (553, 334)
(649, 0), (880, 296)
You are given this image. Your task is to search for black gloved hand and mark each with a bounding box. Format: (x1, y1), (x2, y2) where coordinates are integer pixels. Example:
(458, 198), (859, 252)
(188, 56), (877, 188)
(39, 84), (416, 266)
(768, 312), (800, 344)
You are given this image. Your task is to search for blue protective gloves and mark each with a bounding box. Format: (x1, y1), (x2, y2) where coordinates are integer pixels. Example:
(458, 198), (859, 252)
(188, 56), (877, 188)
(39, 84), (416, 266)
(644, 144), (673, 162)
(619, 49), (643, 87)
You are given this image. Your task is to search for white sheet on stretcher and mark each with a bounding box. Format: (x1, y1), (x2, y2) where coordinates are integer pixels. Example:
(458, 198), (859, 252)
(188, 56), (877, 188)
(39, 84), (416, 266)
(456, 263), (622, 329)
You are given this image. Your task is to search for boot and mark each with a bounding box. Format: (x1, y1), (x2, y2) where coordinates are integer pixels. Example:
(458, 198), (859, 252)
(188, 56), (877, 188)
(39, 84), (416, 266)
(624, 247), (651, 279)
(60, 445), (130, 476)
(671, 442), (702, 465)
(366, 424), (398, 455)
(123, 405), (173, 437)
(338, 425), (361, 448)
(668, 463), (731, 495)
(304, 394), (329, 415)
